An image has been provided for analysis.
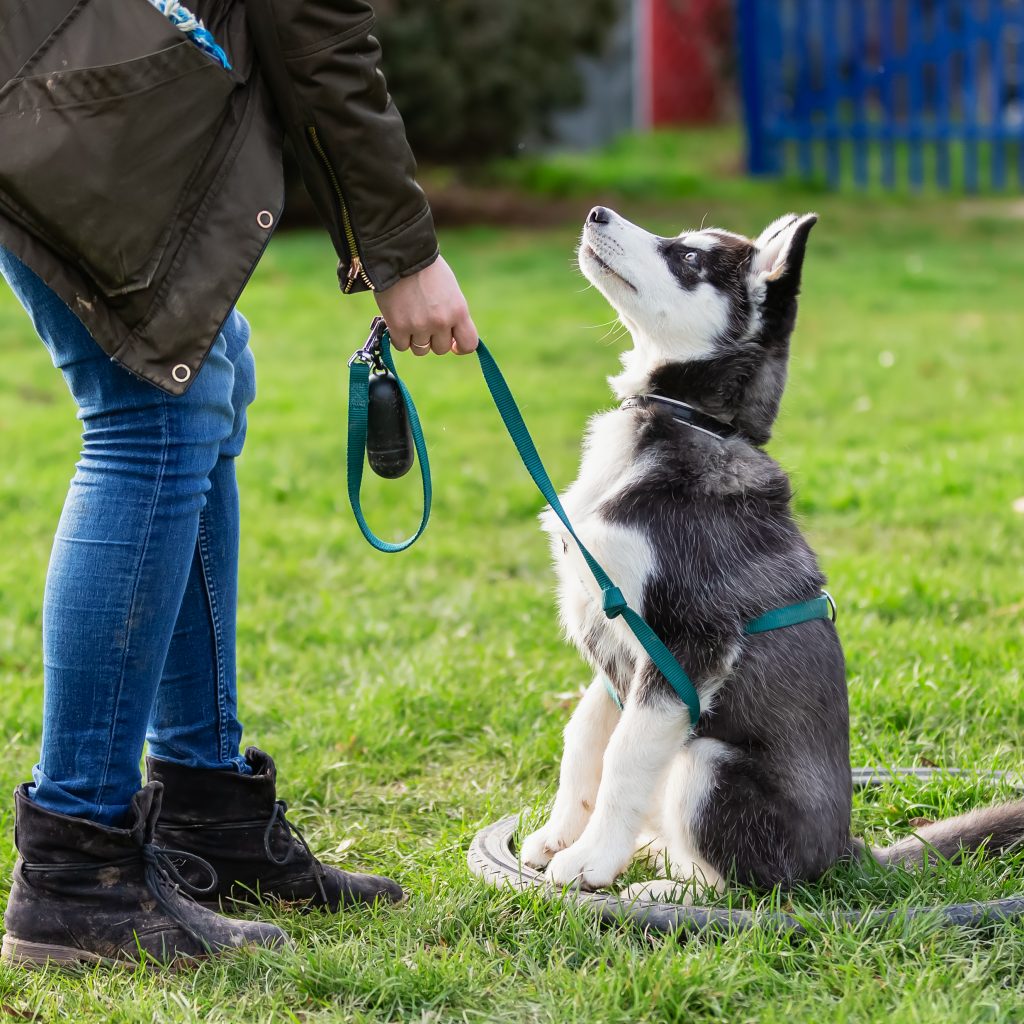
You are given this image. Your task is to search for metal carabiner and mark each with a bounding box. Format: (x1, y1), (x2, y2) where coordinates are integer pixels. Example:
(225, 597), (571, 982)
(347, 315), (388, 372)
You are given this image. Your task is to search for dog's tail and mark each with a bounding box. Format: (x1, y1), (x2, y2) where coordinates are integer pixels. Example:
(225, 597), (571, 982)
(860, 800), (1024, 867)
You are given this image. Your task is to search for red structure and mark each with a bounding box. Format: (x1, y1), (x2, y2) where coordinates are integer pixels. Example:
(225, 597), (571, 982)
(644, 0), (732, 125)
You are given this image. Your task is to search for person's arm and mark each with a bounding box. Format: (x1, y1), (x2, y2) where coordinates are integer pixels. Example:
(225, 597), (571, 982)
(246, 0), (476, 354)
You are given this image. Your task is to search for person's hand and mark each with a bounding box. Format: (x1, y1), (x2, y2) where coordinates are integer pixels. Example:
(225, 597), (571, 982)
(374, 254), (478, 356)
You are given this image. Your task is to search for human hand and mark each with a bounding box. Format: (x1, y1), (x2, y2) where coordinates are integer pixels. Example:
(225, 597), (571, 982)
(374, 254), (478, 356)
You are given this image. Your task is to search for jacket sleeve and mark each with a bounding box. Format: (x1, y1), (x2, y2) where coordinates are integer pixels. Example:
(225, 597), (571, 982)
(245, 0), (438, 293)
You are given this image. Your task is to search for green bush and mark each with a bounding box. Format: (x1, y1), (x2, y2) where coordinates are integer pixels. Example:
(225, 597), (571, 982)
(374, 0), (620, 163)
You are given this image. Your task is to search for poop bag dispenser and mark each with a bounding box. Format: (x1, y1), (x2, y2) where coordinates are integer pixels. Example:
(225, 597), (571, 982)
(366, 372), (415, 479)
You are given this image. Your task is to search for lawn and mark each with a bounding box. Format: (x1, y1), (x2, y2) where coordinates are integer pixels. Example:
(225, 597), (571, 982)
(1, 135), (1023, 1021)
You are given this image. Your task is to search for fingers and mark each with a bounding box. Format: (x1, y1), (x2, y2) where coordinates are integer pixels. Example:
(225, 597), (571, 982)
(387, 317), (472, 357)
(375, 254), (478, 358)
(452, 311), (479, 355)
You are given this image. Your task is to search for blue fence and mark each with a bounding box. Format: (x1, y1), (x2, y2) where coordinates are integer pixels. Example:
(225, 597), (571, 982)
(738, 0), (1024, 190)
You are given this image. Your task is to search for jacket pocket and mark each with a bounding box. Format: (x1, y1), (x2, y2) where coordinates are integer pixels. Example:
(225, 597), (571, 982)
(0, 39), (236, 296)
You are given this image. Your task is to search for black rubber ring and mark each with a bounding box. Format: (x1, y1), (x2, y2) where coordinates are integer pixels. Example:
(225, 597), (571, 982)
(466, 767), (1024, 936)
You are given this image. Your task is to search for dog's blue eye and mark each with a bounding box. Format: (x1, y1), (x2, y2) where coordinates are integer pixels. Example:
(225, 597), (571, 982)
(684, 251), (700, 265)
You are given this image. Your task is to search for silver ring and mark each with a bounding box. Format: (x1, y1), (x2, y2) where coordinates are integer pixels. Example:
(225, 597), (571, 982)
(171, 363), (191, 383)
(411, 342), (431, 352)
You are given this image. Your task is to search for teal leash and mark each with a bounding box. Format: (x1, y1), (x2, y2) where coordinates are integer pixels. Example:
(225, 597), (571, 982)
(347, 322), (835, 721)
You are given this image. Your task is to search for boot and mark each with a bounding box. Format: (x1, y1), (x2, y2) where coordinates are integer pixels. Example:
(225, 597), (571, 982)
(147, 748), (403, 911)
(1, 783), (288, 968)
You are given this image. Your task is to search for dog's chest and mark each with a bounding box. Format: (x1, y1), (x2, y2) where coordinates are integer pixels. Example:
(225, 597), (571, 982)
(542, 411), (654, 680)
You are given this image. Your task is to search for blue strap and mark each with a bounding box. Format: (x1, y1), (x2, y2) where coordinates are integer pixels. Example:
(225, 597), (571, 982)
(602, 674), (624, 712)
(744, 593), (835, 634)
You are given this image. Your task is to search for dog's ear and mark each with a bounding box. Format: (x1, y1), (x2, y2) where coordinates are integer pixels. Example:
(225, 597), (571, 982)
(750, 213), (818, 292)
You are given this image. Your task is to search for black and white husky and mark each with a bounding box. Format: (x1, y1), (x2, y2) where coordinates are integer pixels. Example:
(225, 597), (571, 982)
(521, 207), (1024, 899)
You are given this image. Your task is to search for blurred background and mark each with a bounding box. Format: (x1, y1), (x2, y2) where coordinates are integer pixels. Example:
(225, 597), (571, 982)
(281, 0), (1024, 224)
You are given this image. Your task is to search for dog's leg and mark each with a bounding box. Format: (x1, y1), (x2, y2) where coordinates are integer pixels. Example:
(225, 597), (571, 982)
(632, 766), (671, 868)
(547, 692), (689, 889)
(521, 675), (620, 868)
(621, 740), (727, 902)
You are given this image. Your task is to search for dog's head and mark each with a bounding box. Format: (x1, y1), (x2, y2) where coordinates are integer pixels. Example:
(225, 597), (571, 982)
(578, 207), (817, 444)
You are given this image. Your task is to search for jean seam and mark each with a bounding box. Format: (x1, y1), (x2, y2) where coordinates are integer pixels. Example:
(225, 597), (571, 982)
(196, 498), (229, 764)
(94, 391), (170, 814)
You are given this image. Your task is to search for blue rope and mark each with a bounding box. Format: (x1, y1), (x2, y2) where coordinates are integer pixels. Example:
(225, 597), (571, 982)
(146, 0), (232, 69)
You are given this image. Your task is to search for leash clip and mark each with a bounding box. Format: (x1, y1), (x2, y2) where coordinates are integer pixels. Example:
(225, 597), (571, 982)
(348, 315), (387, 372)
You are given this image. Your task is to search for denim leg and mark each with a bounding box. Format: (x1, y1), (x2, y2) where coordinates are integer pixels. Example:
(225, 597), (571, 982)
(146, 310), (256, 772)
(0, 249), (238, 826)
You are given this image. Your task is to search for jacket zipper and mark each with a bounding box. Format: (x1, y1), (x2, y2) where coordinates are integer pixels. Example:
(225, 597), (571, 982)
(306, 125), (375, 293)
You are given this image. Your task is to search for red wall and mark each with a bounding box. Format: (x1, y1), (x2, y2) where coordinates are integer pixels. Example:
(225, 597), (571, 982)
(646, 0), (732, 125)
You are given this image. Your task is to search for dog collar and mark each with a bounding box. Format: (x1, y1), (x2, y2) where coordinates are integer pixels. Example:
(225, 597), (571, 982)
(620, 394), (738, 440)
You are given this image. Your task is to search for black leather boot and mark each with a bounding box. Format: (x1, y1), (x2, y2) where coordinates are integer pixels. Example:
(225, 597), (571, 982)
(1, 783), (288, 968)
(147, 748), (403, 911)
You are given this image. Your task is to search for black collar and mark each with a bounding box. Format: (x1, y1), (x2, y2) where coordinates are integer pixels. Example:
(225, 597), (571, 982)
(620, 394), (738, 440)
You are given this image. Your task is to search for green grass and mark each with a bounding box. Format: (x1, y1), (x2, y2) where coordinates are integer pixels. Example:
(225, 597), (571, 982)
(1, 143), (1024, 1021)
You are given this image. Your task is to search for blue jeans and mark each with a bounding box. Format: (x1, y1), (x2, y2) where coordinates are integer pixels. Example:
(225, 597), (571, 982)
(0, 249), (255, 826)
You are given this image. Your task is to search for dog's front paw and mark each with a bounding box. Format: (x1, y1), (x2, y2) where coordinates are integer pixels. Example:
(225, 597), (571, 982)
(546, 841), (626, 890)
(520, 823), (573, 869)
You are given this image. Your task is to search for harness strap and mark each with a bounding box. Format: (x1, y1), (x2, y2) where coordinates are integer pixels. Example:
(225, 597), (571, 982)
(602, 593), (835, 711)
(347, 327), (838, 724)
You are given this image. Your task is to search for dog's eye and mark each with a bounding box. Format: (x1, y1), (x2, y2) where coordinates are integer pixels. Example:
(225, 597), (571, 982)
(683, 251), (700, 266)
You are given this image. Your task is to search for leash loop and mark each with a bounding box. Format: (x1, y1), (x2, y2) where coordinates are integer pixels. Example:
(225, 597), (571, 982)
(346, 318), (431, 553)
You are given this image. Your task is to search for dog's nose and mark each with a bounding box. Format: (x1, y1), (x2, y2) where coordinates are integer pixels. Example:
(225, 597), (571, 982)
(588, 206), (611, 225)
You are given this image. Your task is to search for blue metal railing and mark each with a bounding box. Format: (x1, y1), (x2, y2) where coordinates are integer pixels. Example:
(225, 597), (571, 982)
(737, 0), (1024, 190)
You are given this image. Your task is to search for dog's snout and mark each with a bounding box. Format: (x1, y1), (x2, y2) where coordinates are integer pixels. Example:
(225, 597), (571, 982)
(588, 206), (611, 226)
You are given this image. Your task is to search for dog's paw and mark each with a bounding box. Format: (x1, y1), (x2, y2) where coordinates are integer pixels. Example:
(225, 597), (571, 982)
(520, 823), (573, 869)
(546, 841), (625, 890)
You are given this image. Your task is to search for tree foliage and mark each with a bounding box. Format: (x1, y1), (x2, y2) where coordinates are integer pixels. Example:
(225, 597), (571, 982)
(373, 0), (621, 163)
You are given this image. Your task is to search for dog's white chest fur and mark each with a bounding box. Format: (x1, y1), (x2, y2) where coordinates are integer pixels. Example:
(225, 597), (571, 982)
(541, 409), (655, 679)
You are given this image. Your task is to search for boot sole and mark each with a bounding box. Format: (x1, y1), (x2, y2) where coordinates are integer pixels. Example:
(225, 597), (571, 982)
(0, 935), (226, 972)
(1, 935), (120, 969)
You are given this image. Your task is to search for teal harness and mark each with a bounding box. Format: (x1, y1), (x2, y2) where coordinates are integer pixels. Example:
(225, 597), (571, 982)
(347, 319), (835, 722)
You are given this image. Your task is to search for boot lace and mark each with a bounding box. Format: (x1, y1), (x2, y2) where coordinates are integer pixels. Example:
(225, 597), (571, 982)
(142, 843), (220, 947)
(263, 800), (329, 904)
(26, 845), (219, 952)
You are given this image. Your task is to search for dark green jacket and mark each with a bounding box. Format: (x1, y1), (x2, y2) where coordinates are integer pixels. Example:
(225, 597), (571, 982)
(0, 0), (438, 394)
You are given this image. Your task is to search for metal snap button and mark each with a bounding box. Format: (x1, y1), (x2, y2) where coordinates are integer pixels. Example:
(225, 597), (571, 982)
(172, 364), (192, 383)
(257, 210), (274, 229)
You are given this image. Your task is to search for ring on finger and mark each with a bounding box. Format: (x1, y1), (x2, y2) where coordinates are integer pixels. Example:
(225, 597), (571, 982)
(411, 342), (431, 352)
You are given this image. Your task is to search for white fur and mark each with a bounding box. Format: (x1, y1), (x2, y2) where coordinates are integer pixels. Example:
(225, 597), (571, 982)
(546, 695), (692, 889)
(578, 210), (728, 399)
(520, 675), (619, 867)
(752, 213), (818, 280)
(620, 739), (731, 901)
(541, 408), (657, 675)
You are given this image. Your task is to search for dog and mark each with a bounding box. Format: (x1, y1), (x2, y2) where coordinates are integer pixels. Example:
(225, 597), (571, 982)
(520, 207), (1024, 900)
